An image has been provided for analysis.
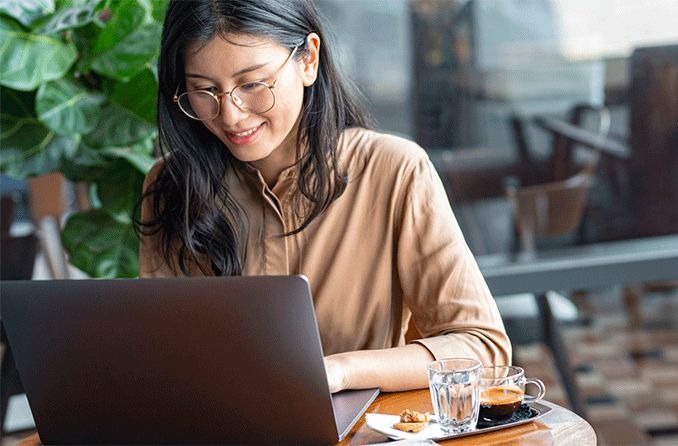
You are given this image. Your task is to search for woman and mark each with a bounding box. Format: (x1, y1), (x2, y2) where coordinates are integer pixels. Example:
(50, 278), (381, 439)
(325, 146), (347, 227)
(137, 0), (510, 393)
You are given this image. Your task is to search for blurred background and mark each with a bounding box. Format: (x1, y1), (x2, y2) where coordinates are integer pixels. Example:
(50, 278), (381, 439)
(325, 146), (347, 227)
(319, 0), (678, 253)
(314, 1), (678, 445)
(2, 1), (678, 445)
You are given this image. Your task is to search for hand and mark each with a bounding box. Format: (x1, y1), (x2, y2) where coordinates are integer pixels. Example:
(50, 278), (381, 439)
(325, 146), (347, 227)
(324, 354), (349, 393)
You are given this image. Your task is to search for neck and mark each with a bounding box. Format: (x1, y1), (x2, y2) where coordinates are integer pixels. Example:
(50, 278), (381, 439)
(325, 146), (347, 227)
(249, 121), (301, 188)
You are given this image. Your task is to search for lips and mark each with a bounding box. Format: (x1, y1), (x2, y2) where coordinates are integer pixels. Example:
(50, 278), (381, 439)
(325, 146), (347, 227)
(225, 124), (264, 146)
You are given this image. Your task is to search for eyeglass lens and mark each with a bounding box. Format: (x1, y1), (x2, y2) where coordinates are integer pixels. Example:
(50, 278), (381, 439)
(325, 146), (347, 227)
(178, 83), (275, 120)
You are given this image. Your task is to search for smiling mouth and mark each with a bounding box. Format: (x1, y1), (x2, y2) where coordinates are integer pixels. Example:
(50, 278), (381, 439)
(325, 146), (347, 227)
(224, 123), (264, 146)
(229, 125), (260, 137)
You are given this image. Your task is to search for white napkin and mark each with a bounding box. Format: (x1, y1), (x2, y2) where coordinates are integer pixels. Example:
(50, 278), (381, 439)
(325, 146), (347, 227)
(365, 413), (444, 441)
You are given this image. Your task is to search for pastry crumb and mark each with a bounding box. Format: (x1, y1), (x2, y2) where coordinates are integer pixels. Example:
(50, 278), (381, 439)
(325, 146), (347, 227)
(399, 409), (432, 423)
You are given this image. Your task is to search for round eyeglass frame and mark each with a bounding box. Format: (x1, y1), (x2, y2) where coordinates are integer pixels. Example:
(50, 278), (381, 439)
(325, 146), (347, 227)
(173, 45), (299, 121)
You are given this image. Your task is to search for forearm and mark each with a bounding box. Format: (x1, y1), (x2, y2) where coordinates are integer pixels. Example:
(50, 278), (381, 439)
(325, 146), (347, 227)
(324, 330), (511, 393)
(325, 343), (434, 393)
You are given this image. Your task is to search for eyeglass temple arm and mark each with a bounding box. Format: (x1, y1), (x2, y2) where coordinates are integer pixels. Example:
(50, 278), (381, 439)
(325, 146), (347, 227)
(270, 45), (300, 89)
(172, 43), (299, 97)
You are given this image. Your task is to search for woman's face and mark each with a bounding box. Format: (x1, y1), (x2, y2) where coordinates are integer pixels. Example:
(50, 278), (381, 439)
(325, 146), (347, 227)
(182, 34), (319, 170)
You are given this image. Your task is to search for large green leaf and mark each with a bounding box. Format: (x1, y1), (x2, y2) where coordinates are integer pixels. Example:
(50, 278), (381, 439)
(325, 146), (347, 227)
(58, 140), (108, 182)
(0, 136), (81, 178)
(90, 21), (161, 82)
(69, 20), (104, 75)
(0, 0), (55, 27)
(101, 138), (156, 174)
(56, 0), (97, 7)
(91, 0), (146, 52)
(148, 53), (158, 81)
(135, 0), (154, 17)
(109, 68), (157, 123)
(150, 0), (167, 22)
(34, 0), (102, 35)
(62, 209), (139, 278)
(89, 0), (160, 82)
(83, 103), (155, 147)
(36, 78), (104, 135)
(0, 16), (77, 91)
(93, 158), (146, 223)
(0, 88), (79, 177)
(60, 137), (154, 184)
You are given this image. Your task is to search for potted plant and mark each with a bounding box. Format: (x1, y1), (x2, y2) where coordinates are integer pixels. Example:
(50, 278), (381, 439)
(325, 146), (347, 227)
(0, 0), (166, 277)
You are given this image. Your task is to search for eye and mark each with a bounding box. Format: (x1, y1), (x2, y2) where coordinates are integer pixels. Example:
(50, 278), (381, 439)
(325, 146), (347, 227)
(238, 82), (266, 93)
(189, 85), (218, 94)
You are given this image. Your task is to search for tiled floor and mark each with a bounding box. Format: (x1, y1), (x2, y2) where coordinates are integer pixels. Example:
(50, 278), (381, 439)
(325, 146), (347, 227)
(516, 283), (678, 446)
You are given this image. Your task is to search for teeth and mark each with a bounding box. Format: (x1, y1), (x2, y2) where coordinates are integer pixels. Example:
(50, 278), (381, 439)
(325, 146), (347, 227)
(232, 126), (259, 137)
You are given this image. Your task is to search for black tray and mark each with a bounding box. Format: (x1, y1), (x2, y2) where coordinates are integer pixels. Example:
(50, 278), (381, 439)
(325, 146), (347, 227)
(432, 401), (552, 441)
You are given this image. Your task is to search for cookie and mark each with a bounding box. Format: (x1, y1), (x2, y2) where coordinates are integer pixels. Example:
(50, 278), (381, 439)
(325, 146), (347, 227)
(393, 409), (432, 433)
(393, 421), (428, 433)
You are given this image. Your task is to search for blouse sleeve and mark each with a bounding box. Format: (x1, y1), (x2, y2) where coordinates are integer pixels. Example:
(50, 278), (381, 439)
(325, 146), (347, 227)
(394, 155), (511, 366)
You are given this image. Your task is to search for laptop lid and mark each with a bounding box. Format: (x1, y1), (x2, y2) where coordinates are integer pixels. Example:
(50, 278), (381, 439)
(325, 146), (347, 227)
(2, 276), (378, 444)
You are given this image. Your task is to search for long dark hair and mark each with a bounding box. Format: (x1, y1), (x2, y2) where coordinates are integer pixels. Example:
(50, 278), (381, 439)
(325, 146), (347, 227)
(135, 0), (372, 276)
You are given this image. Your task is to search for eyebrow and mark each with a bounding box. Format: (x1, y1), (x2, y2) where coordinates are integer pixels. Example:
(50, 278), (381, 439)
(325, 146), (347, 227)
(185, 62), (270, 80)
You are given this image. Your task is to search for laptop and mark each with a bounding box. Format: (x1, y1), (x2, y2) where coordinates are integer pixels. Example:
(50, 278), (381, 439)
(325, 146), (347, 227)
(2, 276), (379, 444)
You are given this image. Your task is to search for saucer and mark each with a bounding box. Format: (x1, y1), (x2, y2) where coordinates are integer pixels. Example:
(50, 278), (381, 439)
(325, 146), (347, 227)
(365, 401), (552, 441)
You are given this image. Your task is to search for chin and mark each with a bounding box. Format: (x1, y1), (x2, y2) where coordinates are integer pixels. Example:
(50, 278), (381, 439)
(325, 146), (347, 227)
(224, 144), (270, 164)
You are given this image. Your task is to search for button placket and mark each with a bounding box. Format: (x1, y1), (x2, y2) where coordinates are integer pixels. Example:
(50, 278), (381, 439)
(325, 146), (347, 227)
(260, 187), (288, 275)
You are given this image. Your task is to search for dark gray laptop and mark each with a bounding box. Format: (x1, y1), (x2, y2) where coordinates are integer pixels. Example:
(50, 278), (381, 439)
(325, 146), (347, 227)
(2, 276), (379, 444)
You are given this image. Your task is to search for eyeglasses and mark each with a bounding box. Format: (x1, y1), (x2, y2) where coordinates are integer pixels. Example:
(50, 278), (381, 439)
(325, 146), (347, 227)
(173, 45), (299, 121)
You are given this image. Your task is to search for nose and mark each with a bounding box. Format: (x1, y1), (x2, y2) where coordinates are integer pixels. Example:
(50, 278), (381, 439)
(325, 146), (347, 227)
(218, 93), (250, 127)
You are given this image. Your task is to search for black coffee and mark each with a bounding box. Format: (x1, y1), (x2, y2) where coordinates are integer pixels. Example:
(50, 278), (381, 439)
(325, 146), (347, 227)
(479, 386), (523, 421)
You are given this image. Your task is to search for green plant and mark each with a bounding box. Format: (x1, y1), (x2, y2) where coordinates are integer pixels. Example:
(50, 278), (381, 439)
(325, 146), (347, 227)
(0, 0), (167, 277)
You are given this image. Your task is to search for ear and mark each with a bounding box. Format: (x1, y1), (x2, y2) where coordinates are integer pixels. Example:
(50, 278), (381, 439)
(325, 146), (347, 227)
(300, 33), (320, 87)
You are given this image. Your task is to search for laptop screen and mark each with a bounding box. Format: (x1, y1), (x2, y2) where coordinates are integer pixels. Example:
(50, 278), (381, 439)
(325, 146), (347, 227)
(3, 276), (376, 444)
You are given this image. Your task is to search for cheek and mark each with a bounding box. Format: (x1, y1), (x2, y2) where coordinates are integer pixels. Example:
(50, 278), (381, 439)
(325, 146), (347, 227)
(270, 86), (305, 127)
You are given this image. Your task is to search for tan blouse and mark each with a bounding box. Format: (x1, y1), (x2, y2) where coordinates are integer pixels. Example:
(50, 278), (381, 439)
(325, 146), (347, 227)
(140, 127), (511, 365)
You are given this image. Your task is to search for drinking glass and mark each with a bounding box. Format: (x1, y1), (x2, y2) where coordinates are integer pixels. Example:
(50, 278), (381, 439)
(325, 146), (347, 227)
(427, 358), (482, 434)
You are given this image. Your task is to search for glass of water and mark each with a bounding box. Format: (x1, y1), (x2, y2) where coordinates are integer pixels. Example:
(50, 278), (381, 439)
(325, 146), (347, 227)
(428, 358), (482, 434)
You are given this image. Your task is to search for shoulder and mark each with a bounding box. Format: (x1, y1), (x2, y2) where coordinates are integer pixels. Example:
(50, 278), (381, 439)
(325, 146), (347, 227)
(143, 156), (170, 191)
(339, 127), (429, 175)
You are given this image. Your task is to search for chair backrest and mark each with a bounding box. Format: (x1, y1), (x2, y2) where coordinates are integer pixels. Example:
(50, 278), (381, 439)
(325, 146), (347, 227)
(509, 103), (611, 184)
(505, 159), (598, 252)
(550, 104), (611, 181)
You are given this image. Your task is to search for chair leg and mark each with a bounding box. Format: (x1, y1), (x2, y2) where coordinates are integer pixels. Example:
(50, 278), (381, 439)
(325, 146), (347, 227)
(1, 326), (25, 436)
(535, 293), (586, 416)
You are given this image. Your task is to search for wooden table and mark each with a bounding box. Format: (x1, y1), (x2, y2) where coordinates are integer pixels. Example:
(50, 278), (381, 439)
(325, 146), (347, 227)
(15, 390), (596, 446)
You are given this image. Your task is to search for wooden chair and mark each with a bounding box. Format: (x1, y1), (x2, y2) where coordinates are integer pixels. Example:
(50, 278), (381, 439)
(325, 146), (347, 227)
(507, 104), (611, 251)
(497, 106), (611, 416)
